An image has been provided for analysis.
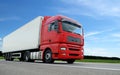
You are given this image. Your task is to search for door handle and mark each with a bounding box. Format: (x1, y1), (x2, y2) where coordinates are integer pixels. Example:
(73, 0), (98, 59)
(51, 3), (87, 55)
(49, 40), (51, 42)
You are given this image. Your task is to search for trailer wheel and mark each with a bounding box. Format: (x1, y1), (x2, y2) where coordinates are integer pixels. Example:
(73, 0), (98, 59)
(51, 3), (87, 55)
(44, 50), (54, 63)
(4, 53), (8, 61)
(19, 58), (23, 61)
(67, 59), (75, 64)
(4, 53), (13, 61)
(9, 53), (13, 61)
(19, 53), (24, 61)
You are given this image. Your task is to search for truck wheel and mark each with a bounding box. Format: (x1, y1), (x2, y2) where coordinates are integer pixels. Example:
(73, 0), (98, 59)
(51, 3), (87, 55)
(9, 53), (13, 61)
(19, 58), (23, 61)
(19, 52), (25, 61)
(24, 51), (30, 62)
(44, 50), (54, 63)
(5, 53), (13, 61)
(19, 55), (24, 61)
(4, 53), (8, 61)
(67, 59), (75, 64)
(9, 58), (14, 61)
(24, 51), (34, 62)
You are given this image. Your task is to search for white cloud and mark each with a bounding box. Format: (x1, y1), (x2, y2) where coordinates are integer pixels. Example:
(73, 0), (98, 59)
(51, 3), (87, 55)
(0, 38), (2, 41)
(0, 39), (2, 51)
(85, 47), (110, 57)
(85, 32), (101, 37)
(0, 16), (20, 22)
(84, 47), (120, 57)
(85, 28), (115, 37)
(60, 0), (120, 17)
(85, 33), (120, 43)
(112, 33), (120, 38)
(0, 38), (2, 46)
(117, 43), (120, 46)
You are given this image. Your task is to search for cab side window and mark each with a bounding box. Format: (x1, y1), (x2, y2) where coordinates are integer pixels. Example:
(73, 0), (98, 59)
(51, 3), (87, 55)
(48, 22), (55, 31)
(48, 21), (58, 32)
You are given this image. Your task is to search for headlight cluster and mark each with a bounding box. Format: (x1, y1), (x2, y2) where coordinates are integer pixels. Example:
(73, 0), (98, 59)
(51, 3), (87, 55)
(60, 47), (66, 50)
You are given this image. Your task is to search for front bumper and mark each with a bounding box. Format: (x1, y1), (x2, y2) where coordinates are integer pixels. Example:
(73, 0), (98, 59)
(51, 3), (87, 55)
(53, 44), (84, 60)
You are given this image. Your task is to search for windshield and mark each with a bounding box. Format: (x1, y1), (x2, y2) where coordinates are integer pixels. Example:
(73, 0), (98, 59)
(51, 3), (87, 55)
(62, 21), (82, 35)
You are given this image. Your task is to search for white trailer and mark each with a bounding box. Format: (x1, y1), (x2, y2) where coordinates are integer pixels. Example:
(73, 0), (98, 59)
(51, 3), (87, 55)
(2, 16), (43, 61)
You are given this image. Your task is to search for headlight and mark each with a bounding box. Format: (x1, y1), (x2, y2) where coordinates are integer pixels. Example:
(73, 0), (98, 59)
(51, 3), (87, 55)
(81, 50), (83, 52)
(60, 47), (66, 50)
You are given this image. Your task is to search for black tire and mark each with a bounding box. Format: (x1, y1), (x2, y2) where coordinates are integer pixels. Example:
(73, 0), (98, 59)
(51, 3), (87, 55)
(19, 58), (24, 61)
(4, 53), (8, 61)
(24, 51), (34, 62)
(9, 58), (14, 61)
(43, 50), (54, 63)
(4, 53), (13, 61)
(24, 51), (31, 62)
(19, 52), (24, 61)
(67, 59), (75, 64)
(9, 53), (13, 61)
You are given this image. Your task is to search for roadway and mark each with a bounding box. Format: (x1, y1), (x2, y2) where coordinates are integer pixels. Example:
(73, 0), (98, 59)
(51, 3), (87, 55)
(0, 60), (120, 75)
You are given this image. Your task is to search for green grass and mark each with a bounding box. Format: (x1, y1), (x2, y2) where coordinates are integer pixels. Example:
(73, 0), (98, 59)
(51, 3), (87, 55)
(0, 56), (4, 59)
(0, 56), (120, 63)
(76, 59), (120, 63)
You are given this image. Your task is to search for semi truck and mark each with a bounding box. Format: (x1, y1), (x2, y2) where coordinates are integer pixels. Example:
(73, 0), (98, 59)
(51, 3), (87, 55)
(2, 15), (84, 64)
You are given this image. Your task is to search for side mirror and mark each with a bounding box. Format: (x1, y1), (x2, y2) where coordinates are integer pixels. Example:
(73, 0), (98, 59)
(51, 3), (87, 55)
(54, 20), (60, 33)
(82, 28), (84, 36)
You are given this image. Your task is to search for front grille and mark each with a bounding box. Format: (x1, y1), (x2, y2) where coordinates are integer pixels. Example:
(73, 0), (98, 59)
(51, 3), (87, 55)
(69, 54), (79, 56)
(67, 36), (80, 44)
(69, 48), (79, 51)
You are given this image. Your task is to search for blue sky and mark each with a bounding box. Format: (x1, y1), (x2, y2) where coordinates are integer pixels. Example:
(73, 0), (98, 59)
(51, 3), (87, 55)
(0, 0), (120, 57)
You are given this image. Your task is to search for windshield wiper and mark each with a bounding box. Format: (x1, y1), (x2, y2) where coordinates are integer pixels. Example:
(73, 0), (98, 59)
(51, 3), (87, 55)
(65, 30), (72, 33)
(71, 32), (81, 35)
(66, 30), (80, 35)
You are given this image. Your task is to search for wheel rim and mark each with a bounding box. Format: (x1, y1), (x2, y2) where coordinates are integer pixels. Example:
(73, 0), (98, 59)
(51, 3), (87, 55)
(25, 56), (28, 61)
(45, 53), (51, 60)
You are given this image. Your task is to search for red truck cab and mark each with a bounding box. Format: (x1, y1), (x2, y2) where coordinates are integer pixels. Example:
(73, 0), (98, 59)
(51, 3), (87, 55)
(41, 15), (84, 63)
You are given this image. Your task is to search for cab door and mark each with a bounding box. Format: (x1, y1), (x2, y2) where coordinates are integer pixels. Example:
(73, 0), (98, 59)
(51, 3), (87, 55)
(47, 20), (59, 44)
